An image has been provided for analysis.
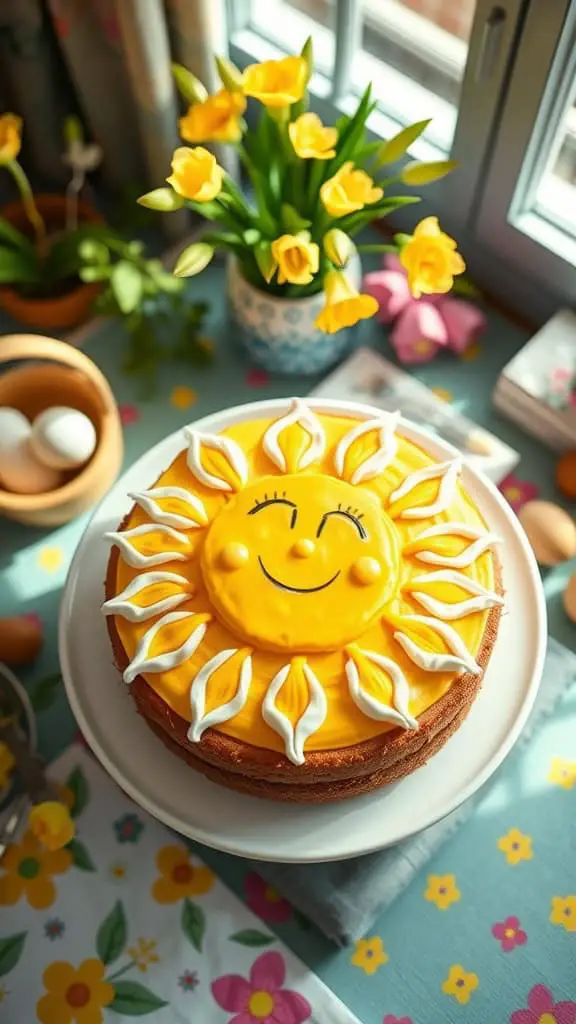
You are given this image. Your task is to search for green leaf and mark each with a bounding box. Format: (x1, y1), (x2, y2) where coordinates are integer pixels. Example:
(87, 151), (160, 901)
(181, 898), (205, 952)
(137, 187), (184, 212)
(215, 55), (244, 92)
(67, 838), (96, 871)
(78, 238), (109, 264)
(171, 62), (208, 103)
(79, 265), (110, 283)
(0, 217), (34, 252)
(229, 929), (275, 947)
(330, 85), (373, 170)
(64, 114), (83, 146)
(30, 672), (61, 712)
(96, 901), (127, 965)
(66, 766), (89, 818)
(0, 933), (26, 977)
(281, 203), (311, 233)
(400, 159), (458, 185)
(109, 981), (168, 1016)
(254, 241), (277, 283)
(0, 245), (40, 284)
(243, 228), (261, 246)
(375, 119), (431, 166)
(301, 35), (313, 82)
(173, 242), (213, 278)
(111, 260), (143, 314)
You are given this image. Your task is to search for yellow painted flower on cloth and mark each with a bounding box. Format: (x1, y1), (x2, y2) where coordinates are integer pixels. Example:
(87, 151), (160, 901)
(442, 964), (479, 1005)
(548, 756), (576, 790)
(179, 89), (246, 144)
(0, 830), (72, 910)
(29, 801), (75, 851)
(424, 873), (461, 910)
(320, 161), (383, 218)
(243, 56), (307, 108)
(0, 740), (15, 789)
(550, 894), (576, 932)
(167, 146), (223, 202)
(315, 270), (378, 334)
(152, 844), (215, 904)
(350, 936), (388, 975)
(400, 216), (465, 299)
(271, 231), (319, 285)
(497, 827), (533, 865)
(127, 937), (160, 973)
(0, 112), (22, 164)
(288, 112), (337, 159)
(37, 958), (114, 1024)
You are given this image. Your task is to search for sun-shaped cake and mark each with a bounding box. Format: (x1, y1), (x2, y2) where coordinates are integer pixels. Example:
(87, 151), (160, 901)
(103, 399), (504, 802)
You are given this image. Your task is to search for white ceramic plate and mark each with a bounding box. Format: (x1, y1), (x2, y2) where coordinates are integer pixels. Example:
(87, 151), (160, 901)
(59, 399), (546, 863)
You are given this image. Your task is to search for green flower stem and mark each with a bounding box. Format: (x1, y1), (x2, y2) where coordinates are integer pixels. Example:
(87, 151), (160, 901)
(6, 159), (47, 255)
(106, 960), (136, 983)
(356, 243), (398, 253)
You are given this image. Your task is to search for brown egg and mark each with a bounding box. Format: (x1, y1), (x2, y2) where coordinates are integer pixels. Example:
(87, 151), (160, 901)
(563, 573), (576, 623)
(0, 615), (43, 665)
(556, 450), (576, 499)
(518, 500), (576, 565)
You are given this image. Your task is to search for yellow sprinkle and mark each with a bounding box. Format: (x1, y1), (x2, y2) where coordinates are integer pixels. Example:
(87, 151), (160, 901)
(460, 342), (481, 362)
(431, 387), (453, 403)
(171, 386), (198, 411)
(37, 547), (64, 573)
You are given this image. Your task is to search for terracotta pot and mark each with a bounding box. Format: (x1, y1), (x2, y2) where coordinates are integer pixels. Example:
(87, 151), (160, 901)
(0, 334), (123, 526)
(0, 195), (103, 331)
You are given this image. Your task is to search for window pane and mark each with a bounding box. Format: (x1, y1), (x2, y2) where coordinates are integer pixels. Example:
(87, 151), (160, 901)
(535, 92), (576, 236)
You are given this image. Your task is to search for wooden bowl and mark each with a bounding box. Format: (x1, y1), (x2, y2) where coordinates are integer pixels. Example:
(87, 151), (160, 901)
(0, 335), (123, 526)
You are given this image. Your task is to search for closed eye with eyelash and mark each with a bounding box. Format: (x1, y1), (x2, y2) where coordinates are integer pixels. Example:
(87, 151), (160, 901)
(248, 494), (298, 528)
(316, 507), (367, 540)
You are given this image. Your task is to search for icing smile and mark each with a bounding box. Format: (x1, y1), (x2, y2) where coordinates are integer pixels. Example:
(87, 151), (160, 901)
(257, 556), (341, 594)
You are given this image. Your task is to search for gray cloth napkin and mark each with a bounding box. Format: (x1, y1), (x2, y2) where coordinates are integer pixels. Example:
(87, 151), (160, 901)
(253, 637), (576, 945)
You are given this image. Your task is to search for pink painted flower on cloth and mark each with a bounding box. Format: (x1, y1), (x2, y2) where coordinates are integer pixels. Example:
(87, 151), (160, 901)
(390, 300), (447, 364)
(491, 915), (527, 952)
(212, 951), (311, 1024)
(510, 983), (576, 1024)
(383, 1015), (413, 1024)
(244, 872), (292, 923)
(499, 473), (540, 512)
(119, 403), (140, 426)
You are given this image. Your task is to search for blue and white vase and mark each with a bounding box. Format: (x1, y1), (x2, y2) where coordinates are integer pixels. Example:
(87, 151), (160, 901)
(227, 255), (362, 376)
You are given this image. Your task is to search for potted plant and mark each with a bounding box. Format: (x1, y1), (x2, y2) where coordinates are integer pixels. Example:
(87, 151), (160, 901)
(0, 113), (105, 331)
(139, 46), (465, 375)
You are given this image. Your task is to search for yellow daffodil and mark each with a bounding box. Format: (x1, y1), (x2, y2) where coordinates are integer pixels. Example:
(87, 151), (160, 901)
(288, 112), (337, 159)
(548, 756), (576, 790)
(28, 801), (75, 852)
(424, 874), (461, 910)
(271, 231), (319, 285)
(315, 270), (378, 334)
(550, 894), (576, 932)
(400, 216), (465, 299)
(0, 830), (72, 909)
(350, 937), (388, 975)
(0, 741), (15, 789)
(442, 965), (479, 1005)
(179, 89), (246, 144)
(243, 56), (307, 108)
(37, 959), (114, 1024)
(167, 146), (223, 202)
(320, 161), (383, 218)
(497, 827), (533, 865)
(0, 113), (22, 164)
(152, 845), (215, 904)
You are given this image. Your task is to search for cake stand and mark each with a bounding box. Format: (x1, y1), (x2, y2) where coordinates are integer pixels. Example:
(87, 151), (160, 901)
(59, 399), (546, 863)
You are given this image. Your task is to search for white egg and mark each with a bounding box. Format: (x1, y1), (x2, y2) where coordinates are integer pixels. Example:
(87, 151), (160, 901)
(0, 406), (31, 450)
(0, 436), (63, 494)
(30, 406), (97, 470)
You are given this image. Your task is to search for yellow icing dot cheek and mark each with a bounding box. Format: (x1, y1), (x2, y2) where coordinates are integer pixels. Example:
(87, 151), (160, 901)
(292, 538), (315, 558)
(220, 542), (250, 570)
(351, 556), (382, 585)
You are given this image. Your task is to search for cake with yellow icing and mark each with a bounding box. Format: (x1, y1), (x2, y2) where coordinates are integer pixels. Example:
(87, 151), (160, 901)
(103, 398), (504, 802)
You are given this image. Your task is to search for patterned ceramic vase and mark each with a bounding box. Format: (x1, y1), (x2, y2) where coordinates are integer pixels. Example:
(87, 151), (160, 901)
(227, 255), (362, 375)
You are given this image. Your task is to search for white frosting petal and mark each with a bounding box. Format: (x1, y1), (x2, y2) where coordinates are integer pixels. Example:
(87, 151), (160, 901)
(187, 649), (252, 742)
(185, 428), (248, 491)
(102, 571), (190, 621)
(346, 649), (418, 729)
(262, 661), (327, 765)
(334, 411), (399, 484)
(390, 459), (462, 519)
(262, 398), (325, 472)
(394, 614), (481, 675)
(123, 610), (208, 684)
(105, 524), (190, 568)
(405, 522), (501, 567)
(128, 487), (207, 530)
(409, 570), (505, 619)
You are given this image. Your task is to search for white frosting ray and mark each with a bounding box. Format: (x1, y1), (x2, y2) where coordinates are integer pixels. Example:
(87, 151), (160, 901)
(123, 610), (208, 684)
(394, 614), (481, 675)
(262, 661), (327, 765)
(105, 523), (190, 568)
(334, 411), (400, 485)
(185, 428), (248, 491)
(262, 398), (325, 472)
(346, 649), (418, 730)
(188, 650), (252, 742)
(128, 487), (208, 530)
(390, 458), (462, 519)
(408, 570), (504, 619)
(405, 522), (501, 567)
(102, 571), (190, 622)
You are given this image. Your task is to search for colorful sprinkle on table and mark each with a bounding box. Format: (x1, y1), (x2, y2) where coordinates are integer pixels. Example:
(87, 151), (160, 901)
(459, 341), (482, 362)
(37, 547), (64, 574)
(246, 368), (270, 388)
(498, 474), (540, 513)
(431, 387), (453, 403)
(119, 403), (140, 426)
(170, 386), (197, 411)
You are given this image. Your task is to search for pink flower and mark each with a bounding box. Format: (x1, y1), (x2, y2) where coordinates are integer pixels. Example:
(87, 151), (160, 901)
(119, 403), (140, 426)
(498, 474), (540, 513)
(363, 266), (411, 324)
(245, 368), (270, 388)
(511, 983), (576, 1024)
(244, 872), (292, 923)
(390, 301), (447, 364)
(212, 951), (311, 1024)
(383, 1016), (413, 1024)
(438, 297), (486, 355)
(491, 915), (527, 952)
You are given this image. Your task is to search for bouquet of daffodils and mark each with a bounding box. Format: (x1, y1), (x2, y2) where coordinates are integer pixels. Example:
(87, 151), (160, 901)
(139, 42), (465, 334)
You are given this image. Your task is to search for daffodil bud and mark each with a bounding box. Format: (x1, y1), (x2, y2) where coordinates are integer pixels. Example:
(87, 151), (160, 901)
(215, 55), (244, 92)
(323, 228), (355, 269)
(301, 36), (314, 83)
(171, 62), (208, 104)
(137, 187), (185, 212)
(173, 242), (214, 278)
